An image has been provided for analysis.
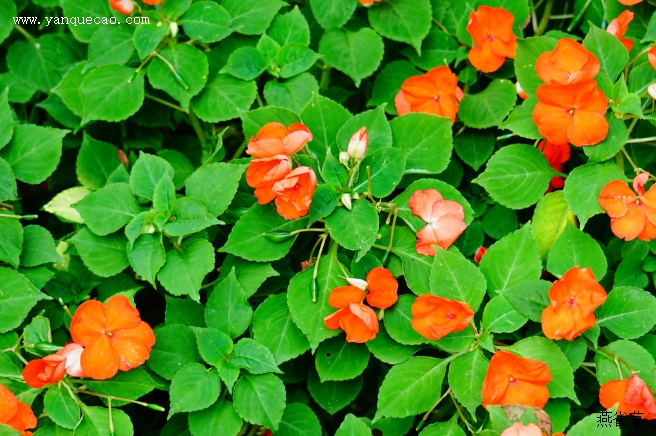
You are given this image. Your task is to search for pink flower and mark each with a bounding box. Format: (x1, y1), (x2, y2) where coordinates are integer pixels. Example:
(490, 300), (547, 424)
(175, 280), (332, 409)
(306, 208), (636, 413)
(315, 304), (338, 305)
(57, 343), (86, 378)
(500, 423), (543, 436)
(408, 189), (467, 256)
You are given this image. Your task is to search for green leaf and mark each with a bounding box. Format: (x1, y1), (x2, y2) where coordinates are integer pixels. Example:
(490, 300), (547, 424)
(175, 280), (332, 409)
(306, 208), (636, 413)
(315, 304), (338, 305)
(188, 400), (243, 436)
(325, 201), (378, 258)
(44, 384), (80, 428)
(252, 294), (310, 364)
(185, 163), (244, 217)
(479, 225), (542, 297)
(162, 0), (191, 19)
(153, 174), (176, 214)
(221, 204), (308, 262)
(419, 415), (465, 436)
(402, 28), (459, 70)
(83, 368), (159, 406)
(300, 94), (351, 162)
(514, 37), (557, 95)
(77, 407), (133, 436)
(169, 363), (221, 418)
(221, 47), (266, 81)
(287, 244), (342, 350)
(275, 403), (322, 436)
(195, 328), (233, 367)
(268, 7), (310, 46)
(583, 115), (629, 163)
(368, 60), (420, 115)
(307, 371), (363, 415)
(72, 228), (129, 277)
(205, 269), (252, 338)
(233, 373), (286, 430)
(241, 106), (300, 139)
(582, 25), (630, 82)
(321, 153), (348, 188)
(597, 287), (656, 339)
(278, 44), (320, 79)
(61, 0), (113, 42)
(547, 223), (608, 280)
(0, 268), (48, 333)
(222, 0), (284, 35)
(337, 106), (392, 156)
(0, 0), (17, 45)
(166, 296), (206, 327)
(482, 295), (528, 333)
(191, 74), (257, 123)
(73, 183), (140, 236)
(130, 153), (175, 201)
(482, 204), (518, 240)
(0, 158), (16, 203)
(52, 62), (88, 117)
(335, 414), (371, 436)
(148, 45), (209, 110)
(429, 249), (487, 311)
(389, 226), (434, 295)
(501, 280), (551, 322)
(595, 340), (656, 391)
(89, 26), (134, 67)
(218, 255), (279, 298)
(179, 1), (233, 43)
(531, 191), (573, 259)
(0, 124), (68, 184)
(164, 198), (220, 237)
(473, 144), (555, 209)
(264, 74), (320, 114)
(315, 337), (370, 382)
(351, 148), (406, 198)
(448, 350), (488, 417)
(459, 80), (516, 129)
(385, 295), (428, 346)
(368, 0), (431, 53)
(157, 238), (215, 301)
(231, 338), (281, 374)
(0, 218), (22, 268)
(501, 97), (542, 139)
(133, 23), (168, 60)
(510, 336), (578, 403)
(453, 130), (495, 171)
(44, 187), (90, 224)
(319, 28), (384, 87)
(567, 412), (620, 436)
(309, 0), (356, 30)
(366, 323), (420, 365)
(76, 133), (121, 190)
(564, 161), (625, 228)
(375, 356), (447, 420)
(20, 225), (63, 267)
(127, 234), (166, 287)
(80, 64), (145, 124)
(0, 90), (13, 150)
(149, 324), (202, 380)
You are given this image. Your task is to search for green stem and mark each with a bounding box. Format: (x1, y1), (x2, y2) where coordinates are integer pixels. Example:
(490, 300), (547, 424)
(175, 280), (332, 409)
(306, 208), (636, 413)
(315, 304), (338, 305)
(14, 25), (36, 43)
(289, 228), (327, 236)
(153, 52), (189, 90)
(319, 66), (331, 91)
(188, 109), (207, 146)
(626, 136), (656, 143)
(535, 0), (554, 36)
(231, 139), (249, 160)
(144, 93), (186, 112)
(567, 0), (593, 32)
(0, 213), (37, 220)
(311, 234), (329, 303)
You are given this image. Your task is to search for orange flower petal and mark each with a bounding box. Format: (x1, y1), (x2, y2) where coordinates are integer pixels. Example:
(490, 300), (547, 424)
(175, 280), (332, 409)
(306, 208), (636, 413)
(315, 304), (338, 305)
(599, 181), (636, 218)
(410, 295), (473, 340)
(80, 335), (121, 380)
(394, 90), (412, 116)
(536, 38), (600, 85)
(0, 384), (18, 424)
(649, 45), (656, 71)
(70, 300), (107, 347)
(468, 43), (506, 73)
(611, 205), (647, 241)
(324, 307), (350, 330)
(282, 126), (313, 155)
(532, 101), (571, 145)
(255, 122), (287, 141)
(105, 295), (142, 332)
(5, 402), (37, 433)
(365, 267), (398, 309)
(328, 286), (365, 309)
(568, 110), (609, 147)
(340, 304), (378, 343)
(246, 156), (292, 204)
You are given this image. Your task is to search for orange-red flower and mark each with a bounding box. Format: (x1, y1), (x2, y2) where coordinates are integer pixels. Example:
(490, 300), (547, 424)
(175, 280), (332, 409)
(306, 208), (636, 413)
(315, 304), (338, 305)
(541, 266), (607, 341)
(142, 0), (162, 4)
(599, 374), (656, 419)
(466, 6), (517, 73)
(324, 287), (379, 343)
(409, 189), (467, 256)
(649, 45), (656, 71)
(246, 155), (292, 204)
(538, 140), (570, 191)
(481, 350), (552, 408)
(535, 38), (600, 85)
(607, 10), (634, 51)
(358, 0), (381, 5)
(271, 166), (316, 220)
(109, 0), (134, 15)
(0, 384), (36, 436)
(618, 0), (642, 4)
(338, 267), (398, 309)
(533, 80), (608, 147)
(410, 295), (474, 340)
(598, 172), (656, 241)
(500, 423), (542, 436)
(394, 67), (464, 124)
(474, 246), (487, 264)
(246, 122), (313, 158)
(22, 354), (66, 389)
(70, 295), (155, 380)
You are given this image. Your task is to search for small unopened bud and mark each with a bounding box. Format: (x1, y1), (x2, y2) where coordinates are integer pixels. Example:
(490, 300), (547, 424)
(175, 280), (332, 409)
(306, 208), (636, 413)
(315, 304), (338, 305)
(341, 193), (352, 210)
(34, 342), (64, 353)
(649, 83), (656, 101)
(262, 231), (293, 242)
(516, 82), (528, 100)
(169, 22), (179, 38)
(339, 151), (350, 165)
(347, 127), (368, 160)
(346, 277), (368, 291)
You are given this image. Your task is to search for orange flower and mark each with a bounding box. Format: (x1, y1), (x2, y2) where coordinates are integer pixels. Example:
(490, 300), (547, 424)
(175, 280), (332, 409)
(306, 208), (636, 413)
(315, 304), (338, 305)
(246, 155), (292, 204)
(599, 374), (656, 419)
(0, 384), (37, 436)
(409, 189), (467, 256)
(649, 45), (656, 71)
(537, 140), (570, 191)
(142, 0), (162, 4)
(481, 350), (552, 408)
(246, 122), (313, 158)
(535, 38), (600, 85)
(533, 80), (608, 146)
(324, 287), (379, 343)
(363, 267), (398, 309)
(607, 10), (634, 51)
(466, 6), (517, 73)
(500, 423), (542, 436)
(410, 295), (474, 340)
(109, 0), (134, 15)
(358, 0), (381, 5)
(271, 166), (316, 220)
(598, 172), (656, 241)
(474, 246), (487, 264)
(394, 67), (464, 124)
(618, 0), (642, 4)
(70, 295), (155, 380)
(22, 354), (66, 389)
(541, 267), (607, 341)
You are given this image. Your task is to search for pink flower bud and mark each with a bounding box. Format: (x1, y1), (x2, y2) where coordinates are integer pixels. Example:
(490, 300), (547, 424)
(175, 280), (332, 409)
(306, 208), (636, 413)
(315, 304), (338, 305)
(347, 127), (368, 160)
(56, 343), (85, 377)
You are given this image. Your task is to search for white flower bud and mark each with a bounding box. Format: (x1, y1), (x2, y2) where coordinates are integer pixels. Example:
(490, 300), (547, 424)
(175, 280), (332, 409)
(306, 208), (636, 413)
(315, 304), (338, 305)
(347, 127), (368, 160)
(341, 193), (352, 210)
(649, 83), (656, 101)
(169, 22), (179, 38)
(339, 151), (350, 165)
(346, 277), (368, 290)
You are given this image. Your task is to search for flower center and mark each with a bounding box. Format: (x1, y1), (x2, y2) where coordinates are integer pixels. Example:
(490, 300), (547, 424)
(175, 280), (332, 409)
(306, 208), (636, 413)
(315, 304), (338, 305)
(486, 33), (494, 41)
(106, 331), (114, 337)
(446, 312), (455, 320)
(566, 296), (577, 307)
(509, 376), (517, 385)
(567, 107), (575, 117)
(433, 96), (440, 103)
